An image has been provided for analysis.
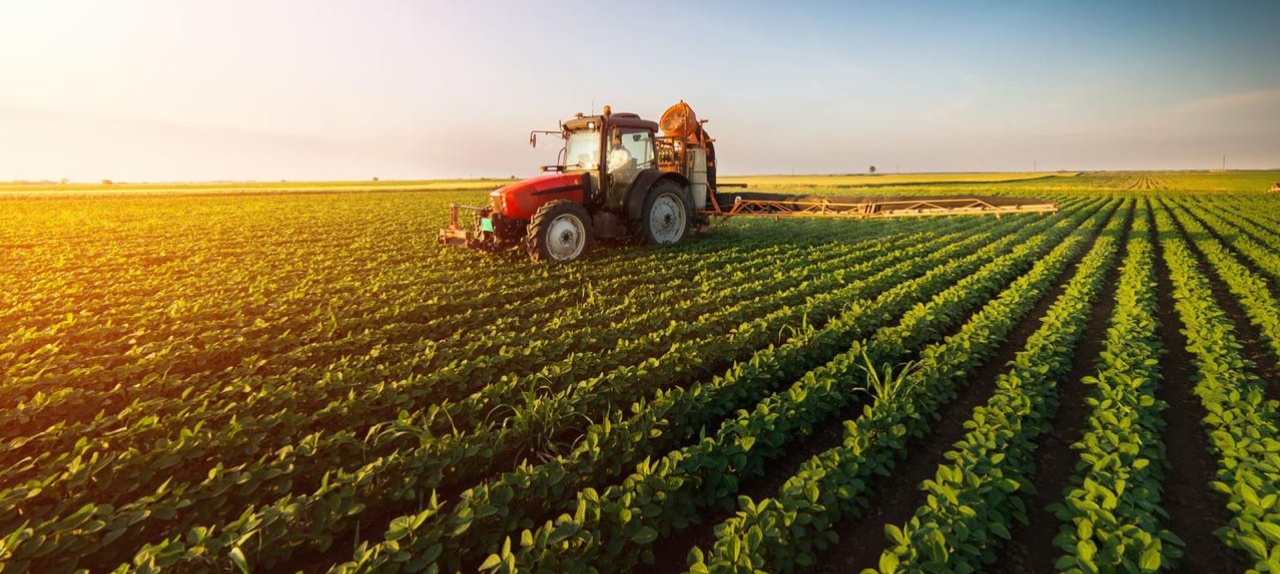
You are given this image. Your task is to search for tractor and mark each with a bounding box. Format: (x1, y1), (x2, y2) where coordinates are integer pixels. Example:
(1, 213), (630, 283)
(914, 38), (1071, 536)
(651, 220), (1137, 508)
(438, 101), (713, 262)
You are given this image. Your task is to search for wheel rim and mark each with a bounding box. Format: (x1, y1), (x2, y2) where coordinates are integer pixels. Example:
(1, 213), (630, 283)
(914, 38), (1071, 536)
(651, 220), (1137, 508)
(546, 213), (587, 261)
(648, 193), (686, 243)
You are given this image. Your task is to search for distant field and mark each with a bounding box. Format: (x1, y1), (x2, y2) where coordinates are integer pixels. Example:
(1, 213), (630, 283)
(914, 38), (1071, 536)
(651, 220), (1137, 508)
(734, 170), (1280, 197)
(0, 178), (508, 196)
(5, 171), (1280, 573)
(720, 171), (1080, 187)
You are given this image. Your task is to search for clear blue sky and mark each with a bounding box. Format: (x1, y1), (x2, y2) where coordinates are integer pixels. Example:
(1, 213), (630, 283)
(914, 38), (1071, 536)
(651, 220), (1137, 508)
(2, 0), (1278, 181)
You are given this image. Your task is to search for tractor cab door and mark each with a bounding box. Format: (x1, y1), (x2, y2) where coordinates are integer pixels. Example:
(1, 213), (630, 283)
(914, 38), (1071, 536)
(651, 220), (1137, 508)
(605, 128), (655, 209)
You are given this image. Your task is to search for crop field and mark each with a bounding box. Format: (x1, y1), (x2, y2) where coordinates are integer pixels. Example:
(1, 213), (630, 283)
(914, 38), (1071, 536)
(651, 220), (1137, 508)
(5, 171), (1280, 574)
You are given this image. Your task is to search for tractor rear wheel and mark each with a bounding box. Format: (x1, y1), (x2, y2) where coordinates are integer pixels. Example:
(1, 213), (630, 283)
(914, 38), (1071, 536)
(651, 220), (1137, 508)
(525, 200), (593, 262)
(635, 180), (692, 245)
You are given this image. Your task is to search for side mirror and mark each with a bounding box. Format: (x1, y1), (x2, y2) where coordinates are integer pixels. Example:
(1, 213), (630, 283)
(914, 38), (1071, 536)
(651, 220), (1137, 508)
(529, 133), (537, 148)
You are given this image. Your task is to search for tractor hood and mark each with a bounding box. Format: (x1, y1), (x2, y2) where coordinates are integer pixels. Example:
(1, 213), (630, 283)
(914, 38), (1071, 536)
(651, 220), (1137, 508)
(490, 172), (586, 219)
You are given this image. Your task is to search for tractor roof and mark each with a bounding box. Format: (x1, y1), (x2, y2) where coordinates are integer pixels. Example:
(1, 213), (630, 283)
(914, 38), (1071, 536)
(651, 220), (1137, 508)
(563, 113), (658, 132)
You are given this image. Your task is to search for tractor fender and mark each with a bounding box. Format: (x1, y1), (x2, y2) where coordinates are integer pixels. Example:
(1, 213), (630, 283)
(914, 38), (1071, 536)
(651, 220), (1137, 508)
(624, 170), (691, 222)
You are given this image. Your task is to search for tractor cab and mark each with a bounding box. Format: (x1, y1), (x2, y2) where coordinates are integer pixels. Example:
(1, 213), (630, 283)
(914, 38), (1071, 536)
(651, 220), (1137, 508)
(545, 107), (659, 212)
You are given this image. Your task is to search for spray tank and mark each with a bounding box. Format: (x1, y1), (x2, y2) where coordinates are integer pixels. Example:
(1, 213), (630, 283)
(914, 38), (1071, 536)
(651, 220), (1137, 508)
(660, 101), (714, 210)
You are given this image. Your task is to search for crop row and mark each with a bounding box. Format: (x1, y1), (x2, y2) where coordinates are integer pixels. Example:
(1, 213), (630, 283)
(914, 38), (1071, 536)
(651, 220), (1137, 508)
(1052, 199), (1181, 572)
(6, 207), (901, 406)
(1167, 199), (1280, 370)
(869, 198), (1125, 572)
(332, 200), (1111, 573)
(0, 225), (892, 509)
(1222, 198), (1280, 240)
(459, 201), (1115, 572)
(0, 207), (1064, 572)
(1153, 204), (1280, 571)
(127, 205), (1079, 573)
(1204, 203), (1280, 284)
(688, 198), (1126, 573)
(0, 220), (982, 571)
(406, 230), (982, 441)
(0, 197), (879, 356)
(2, 229), (839, 440)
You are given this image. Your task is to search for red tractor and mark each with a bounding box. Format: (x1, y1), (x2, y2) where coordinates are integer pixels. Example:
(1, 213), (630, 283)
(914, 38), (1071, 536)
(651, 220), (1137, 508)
(439, 101), (716, 262)
(439, 101), (1058, 262)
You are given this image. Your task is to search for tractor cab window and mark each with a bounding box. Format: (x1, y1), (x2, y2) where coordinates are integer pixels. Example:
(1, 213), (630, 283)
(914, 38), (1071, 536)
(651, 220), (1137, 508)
(563, 129), (600, 170)
(607, 129), (653, 201)
(609, 129), (654, 174)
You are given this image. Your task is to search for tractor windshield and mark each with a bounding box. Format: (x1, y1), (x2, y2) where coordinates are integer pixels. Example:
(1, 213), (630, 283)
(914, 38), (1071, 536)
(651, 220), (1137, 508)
(563, 129), (600, 171)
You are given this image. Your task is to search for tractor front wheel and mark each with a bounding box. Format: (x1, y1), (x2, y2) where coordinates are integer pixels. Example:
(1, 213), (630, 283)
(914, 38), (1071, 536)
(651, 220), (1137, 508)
(526, 200), (593, 262)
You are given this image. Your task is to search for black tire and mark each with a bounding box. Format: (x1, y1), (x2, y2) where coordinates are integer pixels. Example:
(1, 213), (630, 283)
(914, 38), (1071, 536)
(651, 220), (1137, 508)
(634, 179), (693, 245)
(525, 200), (593, 262)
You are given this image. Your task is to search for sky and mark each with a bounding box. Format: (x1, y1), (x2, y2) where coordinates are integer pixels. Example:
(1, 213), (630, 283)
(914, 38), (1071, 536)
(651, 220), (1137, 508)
(2, 0), (1278, 182)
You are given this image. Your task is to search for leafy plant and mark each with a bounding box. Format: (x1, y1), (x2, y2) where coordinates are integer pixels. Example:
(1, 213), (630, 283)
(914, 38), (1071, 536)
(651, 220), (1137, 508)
(856, 348), (918, 408)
